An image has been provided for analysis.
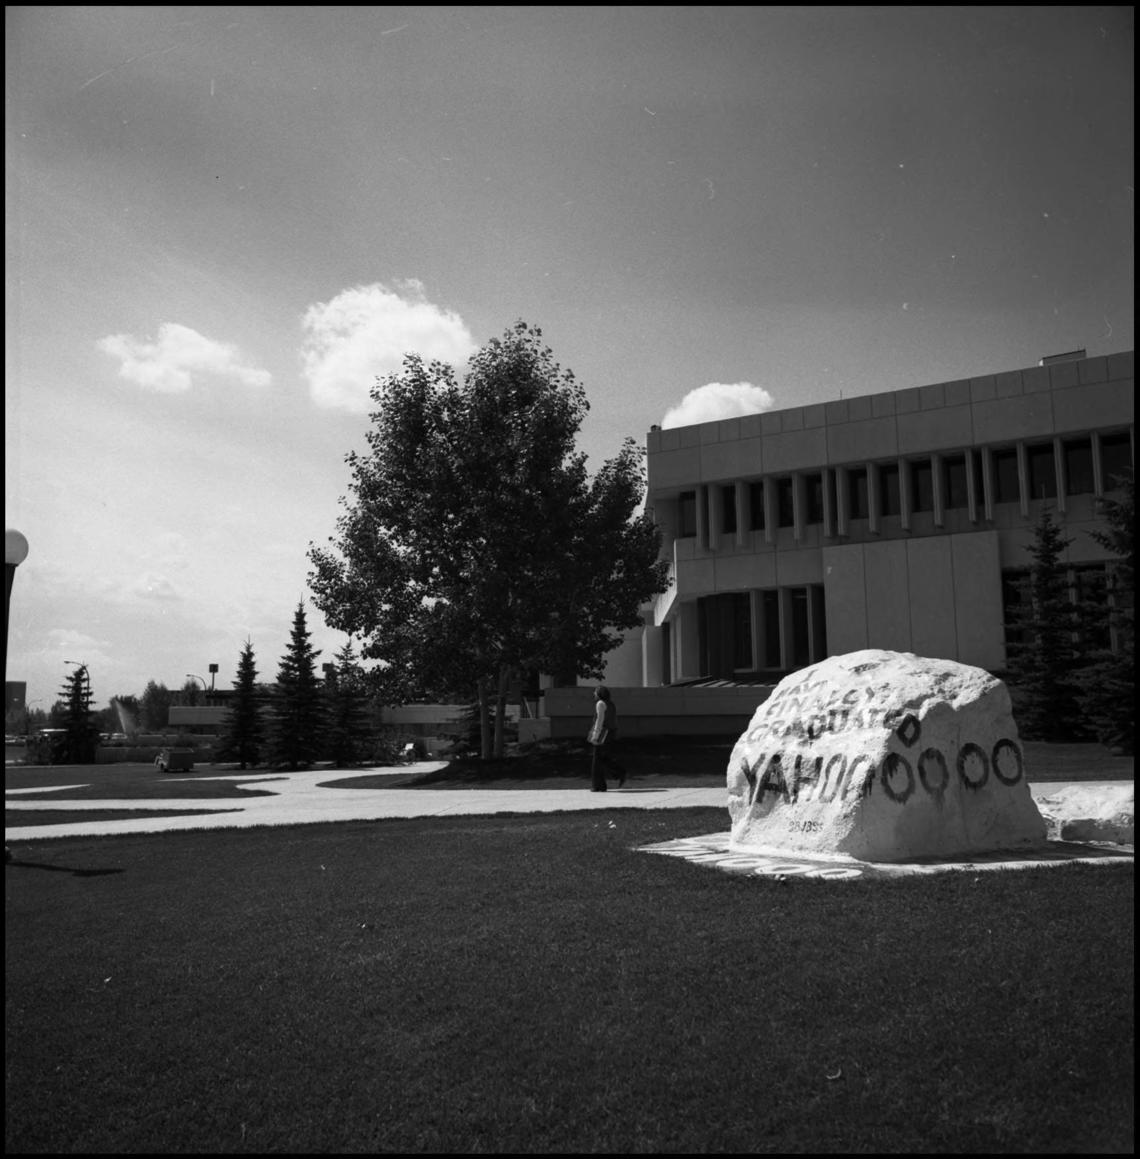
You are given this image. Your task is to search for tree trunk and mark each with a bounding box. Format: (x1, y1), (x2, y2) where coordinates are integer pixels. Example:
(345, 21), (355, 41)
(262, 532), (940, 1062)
(492, 664), (511, 759)
(477, 678), (492, 760)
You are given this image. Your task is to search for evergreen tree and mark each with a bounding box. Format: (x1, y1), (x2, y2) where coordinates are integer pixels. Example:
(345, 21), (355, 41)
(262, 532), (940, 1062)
(218, 640), (265, 769)
(57, 665), (99, 764)
(324, 639), (374, 768)
(1075, 467), (1135, 752)
(269, 603), (325, 769)
(1005, 509), (1084, 741)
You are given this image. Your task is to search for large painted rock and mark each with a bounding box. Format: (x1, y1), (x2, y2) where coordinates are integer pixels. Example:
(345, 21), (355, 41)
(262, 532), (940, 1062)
(728, 649), (1047, 862)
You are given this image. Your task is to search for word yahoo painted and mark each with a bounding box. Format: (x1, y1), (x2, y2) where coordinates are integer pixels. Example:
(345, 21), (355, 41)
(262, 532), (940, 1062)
(736, 736), (1024, 808)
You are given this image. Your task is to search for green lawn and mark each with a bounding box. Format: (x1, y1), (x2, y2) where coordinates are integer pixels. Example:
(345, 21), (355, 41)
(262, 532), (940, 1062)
(5, 810), (1133, 1154)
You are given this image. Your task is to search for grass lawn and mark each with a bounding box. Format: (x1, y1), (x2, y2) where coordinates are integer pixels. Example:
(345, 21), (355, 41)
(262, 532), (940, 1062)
(5, 809), (1133, 1154)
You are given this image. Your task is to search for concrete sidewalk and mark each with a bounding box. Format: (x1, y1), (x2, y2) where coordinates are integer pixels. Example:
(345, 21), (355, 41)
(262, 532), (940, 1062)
(4, 763), (1134, 843)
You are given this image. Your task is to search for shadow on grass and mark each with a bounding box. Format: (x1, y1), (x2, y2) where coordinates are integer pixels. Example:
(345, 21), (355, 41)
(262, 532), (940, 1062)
(6, 858), (123, 877)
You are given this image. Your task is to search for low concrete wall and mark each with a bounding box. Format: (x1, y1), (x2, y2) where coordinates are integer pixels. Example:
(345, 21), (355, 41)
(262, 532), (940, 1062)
(544, 685), (773, 739)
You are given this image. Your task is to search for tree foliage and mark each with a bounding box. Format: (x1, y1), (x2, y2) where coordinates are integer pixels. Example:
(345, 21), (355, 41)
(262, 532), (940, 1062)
(217, 640), (265, 769)
(308, 321), (669, 757)
(139, 680), (175, 732)
(1004, 509), (1085, 741)
(56, 665), (99, 764)
(269, 603), (325, 769)
(324, 639), (374, 768)
(1075, 468), (1135, 752)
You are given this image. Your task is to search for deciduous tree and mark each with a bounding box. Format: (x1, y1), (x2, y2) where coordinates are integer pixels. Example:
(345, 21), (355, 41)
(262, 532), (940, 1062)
(308, 321), (669, 758)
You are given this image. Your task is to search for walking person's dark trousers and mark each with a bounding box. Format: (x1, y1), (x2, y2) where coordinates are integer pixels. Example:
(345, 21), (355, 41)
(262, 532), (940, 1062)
(590, 742), (626, 791)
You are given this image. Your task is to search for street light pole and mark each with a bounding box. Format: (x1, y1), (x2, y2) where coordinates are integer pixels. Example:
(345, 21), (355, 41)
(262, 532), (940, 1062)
(5, 528), (30, 687)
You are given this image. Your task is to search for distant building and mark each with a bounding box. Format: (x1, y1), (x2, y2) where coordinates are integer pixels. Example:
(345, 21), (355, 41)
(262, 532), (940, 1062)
(5, 681), (27, 716)
(631, 349), (1133, 685)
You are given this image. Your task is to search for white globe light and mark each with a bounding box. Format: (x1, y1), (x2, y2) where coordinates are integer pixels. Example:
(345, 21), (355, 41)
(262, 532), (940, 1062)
(5, 528), (29, 567)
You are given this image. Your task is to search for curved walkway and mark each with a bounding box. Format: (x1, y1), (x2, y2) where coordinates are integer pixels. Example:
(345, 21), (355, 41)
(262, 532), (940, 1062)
(5, 764), (734, 840)
(5, 762), (1133, 845)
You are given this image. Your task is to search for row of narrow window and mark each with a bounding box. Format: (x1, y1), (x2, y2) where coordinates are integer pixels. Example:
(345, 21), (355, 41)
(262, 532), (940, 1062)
(676, 431), (1132, 537)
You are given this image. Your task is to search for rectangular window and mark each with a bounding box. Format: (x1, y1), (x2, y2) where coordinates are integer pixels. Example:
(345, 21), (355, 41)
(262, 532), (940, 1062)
(879, 463), (900, 516)
(992, 449), (1019, 504)
(847, 468), (869, 519)
(1101, 432), (1133, 490)
(749, 481), (765, 531)
(1026, 443), (1057, 500)
(972, 450), (985, 510)
(1063, 438), (1094, 496)
(805, 473), (824, 524)
(721, 485), (737, 534)
(910, 459), (934, 513)
(943, 455), (969, 509)
(776, 478), (795, 527)
(678, 491), (697, 537)
(733, 592), (752, 669)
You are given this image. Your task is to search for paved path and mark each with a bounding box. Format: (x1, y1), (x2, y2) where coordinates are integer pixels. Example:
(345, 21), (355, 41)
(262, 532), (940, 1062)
(4, 764), (735, 840)
(5, 763), (1132, 843)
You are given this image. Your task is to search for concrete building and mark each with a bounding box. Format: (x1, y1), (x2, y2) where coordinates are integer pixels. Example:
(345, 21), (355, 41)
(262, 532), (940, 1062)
(634, 349), (1133, 688)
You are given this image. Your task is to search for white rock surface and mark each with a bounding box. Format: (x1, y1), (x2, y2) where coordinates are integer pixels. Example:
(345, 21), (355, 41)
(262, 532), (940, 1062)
(1033, 784), (1134, 844)
(728, 649), (1047, 862)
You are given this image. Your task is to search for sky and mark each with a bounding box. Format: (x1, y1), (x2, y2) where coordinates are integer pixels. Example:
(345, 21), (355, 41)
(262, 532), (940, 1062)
(5, 5), (1134, 714)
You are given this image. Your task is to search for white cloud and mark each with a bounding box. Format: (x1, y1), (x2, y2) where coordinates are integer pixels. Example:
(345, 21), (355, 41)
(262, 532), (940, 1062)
(97, 323), (272, 393)
(130, 572), (181, 602)
(300, 280), (477, 412)
(660, 381), (777, 429)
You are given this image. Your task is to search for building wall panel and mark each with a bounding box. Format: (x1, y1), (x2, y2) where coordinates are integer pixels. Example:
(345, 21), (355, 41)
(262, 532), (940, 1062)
(906, 537), (958, 658)
(950, 531), (1004, 670)
(825, 417), (899, 464)
(821, 544), (868, 654)
(863, 540), (912, 652)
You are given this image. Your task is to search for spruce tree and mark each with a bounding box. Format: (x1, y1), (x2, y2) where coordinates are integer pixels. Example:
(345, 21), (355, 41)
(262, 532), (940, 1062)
(58, 665), (99, 764)
(270, 602), (325, 769)
(1075, 468), (1135, 752)
(1005, 509), (1084, 740)
(218, 640), (264, 769)
(325, 639), (374, 767)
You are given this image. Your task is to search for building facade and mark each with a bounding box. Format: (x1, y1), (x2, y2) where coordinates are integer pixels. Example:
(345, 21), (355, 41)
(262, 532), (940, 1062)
(638, 349), (1134, 686)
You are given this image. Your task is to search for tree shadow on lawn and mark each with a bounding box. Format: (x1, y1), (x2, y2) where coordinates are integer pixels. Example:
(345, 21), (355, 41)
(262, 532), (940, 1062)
(6, 857), (122, 877)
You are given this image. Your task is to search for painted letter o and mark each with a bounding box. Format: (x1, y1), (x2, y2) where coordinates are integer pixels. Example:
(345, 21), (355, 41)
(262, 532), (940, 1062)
(957, 742), (990, 791)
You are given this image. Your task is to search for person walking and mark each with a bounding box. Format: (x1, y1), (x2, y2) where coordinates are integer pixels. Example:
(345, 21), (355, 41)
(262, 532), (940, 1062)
(587, 685), (627, 791)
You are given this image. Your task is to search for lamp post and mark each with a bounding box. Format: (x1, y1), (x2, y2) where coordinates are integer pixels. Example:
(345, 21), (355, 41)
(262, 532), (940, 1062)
(208, 663), (218, 692)
(5, 528), (29, 686)
(5, 530), (29, 862)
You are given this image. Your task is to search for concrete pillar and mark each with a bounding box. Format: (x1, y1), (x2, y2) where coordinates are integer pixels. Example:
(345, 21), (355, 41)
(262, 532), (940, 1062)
(899, 456), (912, 531)
(641, 623), (664, 688)
(1016, 442), (1029, 518)
(835, 467), (849, 537)
(931, 453), (945, 527)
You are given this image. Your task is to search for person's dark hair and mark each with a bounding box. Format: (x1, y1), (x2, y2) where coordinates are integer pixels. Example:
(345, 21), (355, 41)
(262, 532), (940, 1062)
(595, 685), (611, 703)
